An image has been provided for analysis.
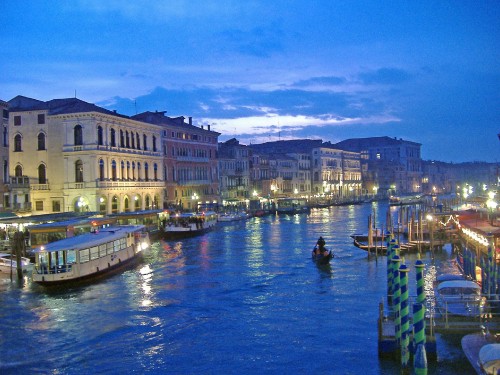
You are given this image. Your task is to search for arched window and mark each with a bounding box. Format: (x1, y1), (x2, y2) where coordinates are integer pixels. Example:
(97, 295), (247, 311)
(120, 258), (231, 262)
(120, 130), (124, 147)
(131, 162), (136, 180)
(143, 134), (148, 150)
(97, 126), (103, 146)
(38, 164), (47, 184)
(144, 162), (149, 181)
(152, 135), (157, 152)
(15, 165), (22, 177)
(111, 160), (117, 181)
(75, 160), (83, 182)
(111, 195), (118, 213)
(74, 125), (83, 146)
(110, 128), (116, 147)
(154, 163), (158, 181)
(3, 160), (8, 183)
(3, 127), (7, 147)
(99, 159), (105, 181)
(126, 161), (130, 180)
(121, 161), (125, 180)
(131, 133), (135, 149)
(145, 195), (151, 209)
(14, 134), (22, 152)
(99, 196), (106, 214)
(124, 196), (130, 212)
(37, 132), (46, 150)
(137, 162), (141, 180)
(126, 131), (130, 148)
(136, 132), (140, 149)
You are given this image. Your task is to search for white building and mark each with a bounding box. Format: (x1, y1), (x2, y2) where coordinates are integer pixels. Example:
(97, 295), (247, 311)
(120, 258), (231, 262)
(8, 96), (165, 214)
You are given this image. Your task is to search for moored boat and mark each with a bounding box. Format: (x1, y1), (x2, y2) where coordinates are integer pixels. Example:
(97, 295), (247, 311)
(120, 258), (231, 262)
(162, 211), (217, 239)
(276, 198), (311, 214)
(435, 279), (484, 318)
(32, 225), (150, 286)
(462, 329), (500, 375)
(217, 211), (249, 222)
(0, 252), (32, 274)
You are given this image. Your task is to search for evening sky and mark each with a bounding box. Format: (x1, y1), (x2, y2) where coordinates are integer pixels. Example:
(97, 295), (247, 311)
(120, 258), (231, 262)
(1, 0), (499, 162)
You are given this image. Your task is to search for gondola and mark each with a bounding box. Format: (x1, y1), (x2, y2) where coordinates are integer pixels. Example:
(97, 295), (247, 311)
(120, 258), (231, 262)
(311, 247), (334, 265)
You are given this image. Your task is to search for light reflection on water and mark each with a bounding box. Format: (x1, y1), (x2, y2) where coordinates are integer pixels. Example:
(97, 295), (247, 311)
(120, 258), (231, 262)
(0, 203), (474, 374)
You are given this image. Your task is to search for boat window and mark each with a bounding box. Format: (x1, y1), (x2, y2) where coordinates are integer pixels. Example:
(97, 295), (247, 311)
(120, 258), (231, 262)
(67, 250), (76, 264)
(90, 246), (99, 260)
(107, 241), (114, 253)
(80, 249), (90, 263)
(114, 240), (121, 252)
(120, 238), (127, 249)
(100, 244), (109, 256)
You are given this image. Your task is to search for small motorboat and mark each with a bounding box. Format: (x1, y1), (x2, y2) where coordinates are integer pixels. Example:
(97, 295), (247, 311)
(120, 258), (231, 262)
(435, 279), (484, 318)
(0, 252), (32, 274)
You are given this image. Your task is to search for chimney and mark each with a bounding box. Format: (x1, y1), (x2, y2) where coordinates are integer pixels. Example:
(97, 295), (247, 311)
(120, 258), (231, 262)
(208, 124), (211, 131)
(201, 125), (204, 129)
(188, 116), (192, 125)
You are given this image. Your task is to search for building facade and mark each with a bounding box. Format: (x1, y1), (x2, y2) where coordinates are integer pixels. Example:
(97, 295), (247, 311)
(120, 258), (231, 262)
(335, 136), (423, 196)
(132, 111), (220, 211)
(0, 100), (9, 212)
(8, 96), (165, 214)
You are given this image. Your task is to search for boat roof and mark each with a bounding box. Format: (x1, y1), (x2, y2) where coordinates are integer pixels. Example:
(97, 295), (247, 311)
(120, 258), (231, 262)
(437, 280), (480, 290)
(436, 273), (465, 283)
(28, 217), (115, 231)
(32, 225), (145, 253)
(172, 211), (216, 218)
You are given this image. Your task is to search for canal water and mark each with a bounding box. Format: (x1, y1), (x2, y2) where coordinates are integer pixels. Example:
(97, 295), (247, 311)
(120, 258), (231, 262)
(0, 202), (473, 374)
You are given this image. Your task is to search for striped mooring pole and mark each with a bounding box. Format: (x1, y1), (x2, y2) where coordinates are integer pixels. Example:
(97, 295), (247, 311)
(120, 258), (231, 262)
(392, 255), (402, 345)
(399, 263), (410, 371)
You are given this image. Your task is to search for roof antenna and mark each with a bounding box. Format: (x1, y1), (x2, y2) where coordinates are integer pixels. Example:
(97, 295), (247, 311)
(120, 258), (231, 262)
(74, 90), (77, 98)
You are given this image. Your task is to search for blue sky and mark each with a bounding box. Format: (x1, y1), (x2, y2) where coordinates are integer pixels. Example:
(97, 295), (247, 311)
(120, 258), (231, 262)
(2, 0), (499, 162)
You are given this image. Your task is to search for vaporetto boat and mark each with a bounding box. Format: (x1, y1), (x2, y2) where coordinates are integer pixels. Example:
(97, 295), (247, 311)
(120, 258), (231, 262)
(161, 211), (218, 239)
(32, 225), (150, 286)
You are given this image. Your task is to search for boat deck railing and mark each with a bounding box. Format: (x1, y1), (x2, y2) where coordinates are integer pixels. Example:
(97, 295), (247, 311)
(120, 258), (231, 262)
(35, 264), (73, 275)
(384, 294), (500, 335)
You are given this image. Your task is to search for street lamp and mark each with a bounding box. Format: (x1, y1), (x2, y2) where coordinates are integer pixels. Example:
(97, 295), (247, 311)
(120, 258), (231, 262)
(487, 191), (497, 225)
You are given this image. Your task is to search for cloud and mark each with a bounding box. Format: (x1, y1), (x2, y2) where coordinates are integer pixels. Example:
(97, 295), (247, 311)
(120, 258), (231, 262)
(358, 68), (413, 85)
(292, 76), (347, 87)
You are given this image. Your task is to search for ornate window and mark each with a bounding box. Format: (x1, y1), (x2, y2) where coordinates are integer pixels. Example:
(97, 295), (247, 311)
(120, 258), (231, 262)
(14, 134), (22, 152)
(75, 160), (83, 182)
(99, 159), (105, 181)
(37, 132), (46, 150)
(110, 128), (116, 147)
(111, 160), (117, 181)
(38, 164), (47, 184)
(74, 125), (83, 146)
(97, 126), (103, 146)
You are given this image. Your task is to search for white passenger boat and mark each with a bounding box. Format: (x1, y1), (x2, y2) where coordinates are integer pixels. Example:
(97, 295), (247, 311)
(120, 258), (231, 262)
(435, 279), (484, 318)
(32, 225), (150, 286)
(0, 252), (32, 274)
(162, 211), (217, 239)
(217, 211), (249, 222)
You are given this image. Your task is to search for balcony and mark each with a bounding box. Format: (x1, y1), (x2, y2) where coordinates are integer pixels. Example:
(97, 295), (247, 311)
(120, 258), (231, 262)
(10, 176), (30, 187)
(63, 144), (161, 157)
(13, 202), (32, 212)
